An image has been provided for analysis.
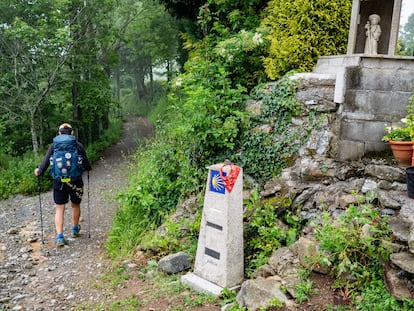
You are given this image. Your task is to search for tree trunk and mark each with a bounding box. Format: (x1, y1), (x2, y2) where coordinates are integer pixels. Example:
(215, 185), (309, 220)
(30, 111), (39, 158)
(135, 70), (147, 99)
(115, 66), (121, 101)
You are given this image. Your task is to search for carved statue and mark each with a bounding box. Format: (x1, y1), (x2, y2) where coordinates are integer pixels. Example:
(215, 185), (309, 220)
(364, 14), (381, 55)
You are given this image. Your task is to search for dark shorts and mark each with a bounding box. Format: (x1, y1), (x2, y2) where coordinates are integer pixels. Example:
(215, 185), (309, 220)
(53, 179), (84, 205)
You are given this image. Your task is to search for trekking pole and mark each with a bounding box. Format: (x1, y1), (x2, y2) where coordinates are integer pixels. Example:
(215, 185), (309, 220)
(87, 170), (91, 238)
(37, 175), (45, 244)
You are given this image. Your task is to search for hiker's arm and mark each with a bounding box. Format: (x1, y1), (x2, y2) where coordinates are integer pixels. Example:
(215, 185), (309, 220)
(78, 143), (92, 171)
(35, 145), (53, 176)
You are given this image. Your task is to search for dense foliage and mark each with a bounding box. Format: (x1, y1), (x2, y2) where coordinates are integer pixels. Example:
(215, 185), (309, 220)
(107, 0), (348, 262)
(398, 12), (414, 56)
(262, 0), (352, 79)
(4, 1), (413, 309)
(236, 76), (322, 183)
(0, 0), (181, 160)
(107, 70), (322, 257)
(0, 0), (118, 155)
(313, 194), (414, 310)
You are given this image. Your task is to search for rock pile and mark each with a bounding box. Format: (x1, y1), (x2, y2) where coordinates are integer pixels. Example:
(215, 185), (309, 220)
(233, 75), (414, 310)
(234, 158), (414, 310)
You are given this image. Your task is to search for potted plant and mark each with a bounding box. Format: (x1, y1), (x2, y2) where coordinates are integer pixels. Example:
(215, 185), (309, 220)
(382, 121), (413, 166)
(382, 125), (411, 142)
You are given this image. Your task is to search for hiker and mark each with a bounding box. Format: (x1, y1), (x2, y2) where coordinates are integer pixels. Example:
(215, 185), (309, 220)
(34, 123), (92, 246)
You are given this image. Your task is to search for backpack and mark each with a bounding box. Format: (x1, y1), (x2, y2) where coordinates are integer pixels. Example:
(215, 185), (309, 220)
(49, 134), (83, 182)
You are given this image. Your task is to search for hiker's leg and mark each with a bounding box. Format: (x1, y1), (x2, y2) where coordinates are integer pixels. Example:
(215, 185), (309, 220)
(71, 202), (81, 227)
(55, 204), (65, 234)
(53, 185), (69, 237)
(69, 181), (83, 227)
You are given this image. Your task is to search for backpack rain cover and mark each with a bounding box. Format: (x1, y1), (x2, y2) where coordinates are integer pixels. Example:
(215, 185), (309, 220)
(49, 134), (83, 182)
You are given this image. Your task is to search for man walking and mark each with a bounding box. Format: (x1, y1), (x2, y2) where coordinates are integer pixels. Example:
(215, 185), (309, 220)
(34, 123), (92, 246)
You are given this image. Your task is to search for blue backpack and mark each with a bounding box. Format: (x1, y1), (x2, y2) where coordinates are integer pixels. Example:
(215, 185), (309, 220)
(49, 134), (83, 182)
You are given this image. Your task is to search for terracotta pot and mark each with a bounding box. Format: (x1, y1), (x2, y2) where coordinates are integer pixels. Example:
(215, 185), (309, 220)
(389, 140), (413, 166)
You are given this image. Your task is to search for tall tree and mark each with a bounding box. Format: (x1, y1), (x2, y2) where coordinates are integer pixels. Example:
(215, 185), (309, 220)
(0, 0), (125, 153)
(0, 0), (183, 155)
(0, 0), (75, 156)
(119, 0), (180, 100)
(399, 13), (414, 56)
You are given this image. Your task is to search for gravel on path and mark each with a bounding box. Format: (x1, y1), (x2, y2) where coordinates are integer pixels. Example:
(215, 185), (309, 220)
(0, 116), (154, 310)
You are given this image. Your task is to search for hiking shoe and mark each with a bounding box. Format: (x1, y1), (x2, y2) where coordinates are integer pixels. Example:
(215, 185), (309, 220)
(71, 224), (81, 238)
(56, 236), (68, 247)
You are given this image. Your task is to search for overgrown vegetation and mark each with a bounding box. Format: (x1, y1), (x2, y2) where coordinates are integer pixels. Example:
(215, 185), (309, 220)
(306, 193), (414, 310)
(312, 193), (396, 306)
(5, 0), (414, 310)
(221, 192), (414, 310)
(243, 190), (300, 277)
(236, 76), (323, 184)
(107, 0), (349, 260)
(106, 72), (322, 258)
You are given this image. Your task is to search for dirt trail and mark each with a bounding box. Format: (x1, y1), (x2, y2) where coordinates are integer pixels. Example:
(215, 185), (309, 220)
(0, 116), (337, 311)
(0, 116), (154, 310)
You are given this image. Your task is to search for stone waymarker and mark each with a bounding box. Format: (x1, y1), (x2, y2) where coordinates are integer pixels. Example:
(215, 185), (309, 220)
(182, 163), (244, 295)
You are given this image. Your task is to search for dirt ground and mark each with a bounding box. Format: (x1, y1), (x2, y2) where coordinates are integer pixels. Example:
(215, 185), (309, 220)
(0, 116), (349, 311)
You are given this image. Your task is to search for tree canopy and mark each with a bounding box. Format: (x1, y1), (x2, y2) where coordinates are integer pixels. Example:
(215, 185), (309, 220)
(0, 0), (181, 157)
(0, 0), (355, 159)
(398, 12), (414, 56)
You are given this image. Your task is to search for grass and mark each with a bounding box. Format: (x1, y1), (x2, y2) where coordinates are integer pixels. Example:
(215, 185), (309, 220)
(76, 259), (220, 311)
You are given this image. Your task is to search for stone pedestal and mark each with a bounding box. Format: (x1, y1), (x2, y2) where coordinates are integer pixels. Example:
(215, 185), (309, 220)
(311, 55), (414, 161)
(182, 163), (244, 296)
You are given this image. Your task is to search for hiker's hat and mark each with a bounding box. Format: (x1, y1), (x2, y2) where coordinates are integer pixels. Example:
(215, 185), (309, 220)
(58, 123), (72, 132)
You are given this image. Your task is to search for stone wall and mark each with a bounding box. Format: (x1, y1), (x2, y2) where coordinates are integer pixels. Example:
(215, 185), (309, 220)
(312, 55), (414, 161)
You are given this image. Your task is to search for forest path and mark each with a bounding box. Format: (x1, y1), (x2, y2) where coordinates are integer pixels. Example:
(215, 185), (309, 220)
(0, 116), (156, 310)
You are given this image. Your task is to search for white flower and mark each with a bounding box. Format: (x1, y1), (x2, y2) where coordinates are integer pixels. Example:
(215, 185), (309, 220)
(218, 47), (226, 57)
(174, 77), (182, 87)
(252, 32), (263, 45)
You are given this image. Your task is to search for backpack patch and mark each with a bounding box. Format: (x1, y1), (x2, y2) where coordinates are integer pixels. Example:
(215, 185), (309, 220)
(49, 134), (83, 182)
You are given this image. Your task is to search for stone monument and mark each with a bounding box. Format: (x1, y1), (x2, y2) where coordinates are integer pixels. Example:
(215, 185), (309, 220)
(307, 0), (414, 161)
(181, 162), (244, 296)
(364, 14), (381, 55)
(347, 0), (402, 56)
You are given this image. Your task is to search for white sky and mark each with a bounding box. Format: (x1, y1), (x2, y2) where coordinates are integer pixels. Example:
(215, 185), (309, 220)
(400, 0), (414, 26)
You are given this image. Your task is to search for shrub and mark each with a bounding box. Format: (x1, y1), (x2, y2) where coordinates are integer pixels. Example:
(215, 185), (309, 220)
(243, 190), (301, 277)
(0, 152), (51, 200)
(313, 192), (394, 298)
(261, 0), (352, 80)
(358, 279), (414, 310)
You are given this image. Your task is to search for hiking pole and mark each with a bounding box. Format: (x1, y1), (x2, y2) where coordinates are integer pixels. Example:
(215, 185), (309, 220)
(37, 175), (45, 244)
(87, 170), (91, 238)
